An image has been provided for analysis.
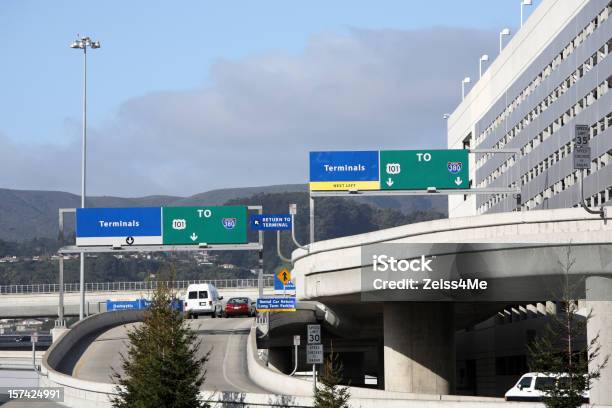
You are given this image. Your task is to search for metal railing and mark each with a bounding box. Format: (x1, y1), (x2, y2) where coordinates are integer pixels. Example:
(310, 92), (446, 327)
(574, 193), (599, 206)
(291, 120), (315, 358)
(0, 276), (274, 295)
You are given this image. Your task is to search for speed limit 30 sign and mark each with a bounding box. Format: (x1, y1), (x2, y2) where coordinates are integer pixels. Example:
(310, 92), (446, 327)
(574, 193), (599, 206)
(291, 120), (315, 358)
(307, 324), (321, 344)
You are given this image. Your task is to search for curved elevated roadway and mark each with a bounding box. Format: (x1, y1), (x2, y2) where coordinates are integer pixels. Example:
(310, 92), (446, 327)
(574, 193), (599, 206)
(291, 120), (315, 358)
(60, 317), (268, 394)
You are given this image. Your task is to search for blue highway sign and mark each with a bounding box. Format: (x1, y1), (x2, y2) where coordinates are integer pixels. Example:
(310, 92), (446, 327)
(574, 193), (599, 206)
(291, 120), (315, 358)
(256, 297), (296, 312)
(76, 207), (162, 246)
(309, 151), (380, 191)
(250, 214), (292, 231)
(274, 274), (296, 291)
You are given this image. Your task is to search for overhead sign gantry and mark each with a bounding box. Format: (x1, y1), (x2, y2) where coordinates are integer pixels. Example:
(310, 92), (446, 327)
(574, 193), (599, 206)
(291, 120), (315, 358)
(56, 205), (264, 325)
(308, 149), (520, 242)
(309, 149), (470, 191)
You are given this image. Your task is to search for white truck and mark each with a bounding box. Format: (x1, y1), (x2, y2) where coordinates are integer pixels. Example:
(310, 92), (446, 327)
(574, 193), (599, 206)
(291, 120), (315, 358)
(183, 283), (223, 319)
(505, 372), (589, 402)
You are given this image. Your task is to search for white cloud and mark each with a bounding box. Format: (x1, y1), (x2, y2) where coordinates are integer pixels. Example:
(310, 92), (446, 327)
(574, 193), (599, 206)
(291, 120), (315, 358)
(1, 27), (496, 197)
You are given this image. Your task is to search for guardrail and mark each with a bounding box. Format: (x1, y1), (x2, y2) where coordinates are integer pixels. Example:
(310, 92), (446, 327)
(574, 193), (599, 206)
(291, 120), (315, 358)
(0, 276), (275, 295)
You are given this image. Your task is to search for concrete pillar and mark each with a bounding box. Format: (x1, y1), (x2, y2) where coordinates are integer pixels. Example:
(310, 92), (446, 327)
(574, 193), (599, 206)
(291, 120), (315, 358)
(383, 303), (454, 394)
(586, 276), (612, 406)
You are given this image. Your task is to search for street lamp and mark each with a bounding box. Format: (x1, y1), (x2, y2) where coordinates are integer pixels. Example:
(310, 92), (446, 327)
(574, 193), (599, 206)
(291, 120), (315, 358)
(499, 28), (511, 54)
(443, 113), (451, 119)
(521, 0), (533, 27)
(461, 77), (471, 101)
(479, 54), (489, 79)
(70, 35), (100, 321)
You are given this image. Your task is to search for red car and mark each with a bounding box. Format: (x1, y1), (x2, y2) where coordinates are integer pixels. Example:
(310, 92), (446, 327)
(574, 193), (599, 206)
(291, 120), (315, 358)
(224, 297), (254, 317)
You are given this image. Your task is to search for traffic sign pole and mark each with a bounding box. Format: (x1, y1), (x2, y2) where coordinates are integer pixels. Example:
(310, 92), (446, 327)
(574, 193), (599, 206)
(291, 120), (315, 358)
(573, 125), (606, 220)
(276, 230), (291, 263)
(31, 332), (37, 371)
(309, 196), (315, 244)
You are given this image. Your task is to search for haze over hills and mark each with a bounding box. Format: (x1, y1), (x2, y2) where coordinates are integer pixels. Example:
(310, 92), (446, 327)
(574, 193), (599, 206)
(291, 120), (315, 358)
(0, 185), (446, 242)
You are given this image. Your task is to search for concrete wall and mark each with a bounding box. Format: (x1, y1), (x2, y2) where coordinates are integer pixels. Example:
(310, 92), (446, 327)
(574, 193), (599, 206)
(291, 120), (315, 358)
(0, 287), (261, 319)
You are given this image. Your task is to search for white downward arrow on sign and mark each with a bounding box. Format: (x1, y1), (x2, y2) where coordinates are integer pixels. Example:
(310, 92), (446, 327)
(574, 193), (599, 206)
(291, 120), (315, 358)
(386, 178), (394, 187)
(190, 233), (198, 241)
(454, 177), (462, 186)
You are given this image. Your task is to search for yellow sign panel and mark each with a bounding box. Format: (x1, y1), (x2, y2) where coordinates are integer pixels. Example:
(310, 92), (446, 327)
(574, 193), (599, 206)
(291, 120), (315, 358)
(309, 181), (380, 191)
(277, 268), (292, 285)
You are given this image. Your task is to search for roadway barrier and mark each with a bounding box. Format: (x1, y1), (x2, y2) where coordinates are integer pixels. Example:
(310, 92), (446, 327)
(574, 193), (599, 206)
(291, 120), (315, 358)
(0, 276), (275, 295)
(40, 310), (144, 407)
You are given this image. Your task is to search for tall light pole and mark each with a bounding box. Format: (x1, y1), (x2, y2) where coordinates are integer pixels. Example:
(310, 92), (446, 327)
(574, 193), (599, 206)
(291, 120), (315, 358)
(70, 36), (100, 321)
(499, 28), (511, 54)
(461, 77), (471, 101)
(479, 54), (489, 79)
(521, 0), (533, 27)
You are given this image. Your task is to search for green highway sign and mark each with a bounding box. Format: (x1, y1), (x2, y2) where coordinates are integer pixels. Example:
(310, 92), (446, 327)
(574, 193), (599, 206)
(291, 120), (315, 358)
(162, 206), (248, 245)
(380, 149), (469, 190)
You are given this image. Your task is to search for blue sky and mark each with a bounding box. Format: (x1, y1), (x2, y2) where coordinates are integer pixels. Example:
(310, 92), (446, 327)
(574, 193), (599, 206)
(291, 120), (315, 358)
(0, 1), (540, 196)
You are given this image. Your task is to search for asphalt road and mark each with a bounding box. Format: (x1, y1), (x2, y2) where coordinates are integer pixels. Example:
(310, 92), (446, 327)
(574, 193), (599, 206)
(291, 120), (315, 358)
(71, 316), (268, 393)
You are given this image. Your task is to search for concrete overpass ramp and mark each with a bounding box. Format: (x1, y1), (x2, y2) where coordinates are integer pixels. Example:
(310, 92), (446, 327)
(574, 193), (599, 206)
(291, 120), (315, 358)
(291, 208), (612, 405)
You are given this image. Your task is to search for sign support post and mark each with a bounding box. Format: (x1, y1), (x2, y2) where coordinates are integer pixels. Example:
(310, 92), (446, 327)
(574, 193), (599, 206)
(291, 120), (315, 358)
(251, 206), (265, 298)
(309, 196), (315, 244)
(56, 208), (75, 328)
(290, 335), (300, 376)
(31, 332), (38, 371)
(276, 230), (291, 263)
(573, 124), (606, 220)
(307, 324), (323, 393)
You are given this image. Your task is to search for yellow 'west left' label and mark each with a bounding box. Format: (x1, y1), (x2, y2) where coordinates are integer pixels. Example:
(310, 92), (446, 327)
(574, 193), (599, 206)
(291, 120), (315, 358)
(309, 181), (380, 191)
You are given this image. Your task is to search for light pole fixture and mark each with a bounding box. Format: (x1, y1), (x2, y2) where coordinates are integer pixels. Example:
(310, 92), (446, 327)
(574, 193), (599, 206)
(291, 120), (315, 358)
(521, 0), (533, 27)
(479, 54), (489, 79)
(443, 113), (451, 119)
(70, 35), (100, 321)
(462, 77), (471, 101)
(499, 28), (511, 54)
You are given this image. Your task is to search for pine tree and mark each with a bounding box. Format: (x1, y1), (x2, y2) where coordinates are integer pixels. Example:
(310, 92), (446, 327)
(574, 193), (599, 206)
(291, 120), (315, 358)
(527, 248), (609, 408)
(314, 346), (350, 408)
(111, 281), (210, 408)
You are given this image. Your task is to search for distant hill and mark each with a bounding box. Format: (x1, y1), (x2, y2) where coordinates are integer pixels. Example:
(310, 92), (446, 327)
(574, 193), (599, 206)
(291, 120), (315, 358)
(0, 185), (446, 242)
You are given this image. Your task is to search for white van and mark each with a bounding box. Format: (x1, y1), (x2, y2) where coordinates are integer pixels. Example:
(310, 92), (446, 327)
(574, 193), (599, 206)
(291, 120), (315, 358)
(505, 372), (589, 402)
(183, 283), (223, 318)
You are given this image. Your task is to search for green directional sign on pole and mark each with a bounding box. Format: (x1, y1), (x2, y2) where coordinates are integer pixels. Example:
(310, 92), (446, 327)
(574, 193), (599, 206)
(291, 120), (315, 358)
(162, 206), (248, 245)
(380, 149), (469, 190)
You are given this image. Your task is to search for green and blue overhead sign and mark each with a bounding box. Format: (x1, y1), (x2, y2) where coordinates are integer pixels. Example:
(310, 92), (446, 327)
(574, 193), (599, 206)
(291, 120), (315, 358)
(76, 206), (248, 246)
(309, 149), (469, 191)
(163, 206), (247, 245)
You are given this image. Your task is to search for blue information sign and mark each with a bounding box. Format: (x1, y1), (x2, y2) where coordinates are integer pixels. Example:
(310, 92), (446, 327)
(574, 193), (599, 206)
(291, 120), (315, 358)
(76, 207), (162, 246)
(256, 297), (296, 312)
(274, 275), (296, 291)
(309, 151), (380, 191)
(250, 214), (292, 231)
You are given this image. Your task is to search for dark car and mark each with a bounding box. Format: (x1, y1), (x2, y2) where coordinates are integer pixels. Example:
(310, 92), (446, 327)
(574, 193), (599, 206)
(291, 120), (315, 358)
(224, 297), (254, 317)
